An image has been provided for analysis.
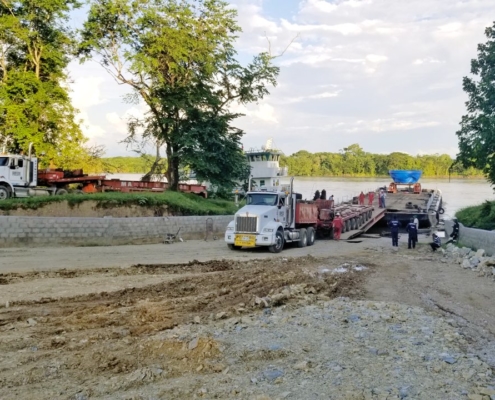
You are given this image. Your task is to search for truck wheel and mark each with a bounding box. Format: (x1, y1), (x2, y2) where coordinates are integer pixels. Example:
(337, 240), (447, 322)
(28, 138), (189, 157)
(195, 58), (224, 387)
(72, 189), (84, 195)
(297, 228), (307, 248)
(56, 188), (68, 195)
(307, 227), (315, 246)
(345, 220), (350, 232)
(0, 186), (11, 200)
(269, 231), (284, 253)
(228, 244), (242, 250)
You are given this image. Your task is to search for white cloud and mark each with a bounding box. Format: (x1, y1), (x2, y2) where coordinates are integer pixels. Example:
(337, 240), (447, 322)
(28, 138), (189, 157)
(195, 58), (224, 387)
(365, 54), (388, 63)
(65, 0), (495, 157)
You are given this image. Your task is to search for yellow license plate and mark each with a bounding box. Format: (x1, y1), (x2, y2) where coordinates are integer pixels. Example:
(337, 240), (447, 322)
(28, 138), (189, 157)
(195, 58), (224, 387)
(234, 234), (256, 247)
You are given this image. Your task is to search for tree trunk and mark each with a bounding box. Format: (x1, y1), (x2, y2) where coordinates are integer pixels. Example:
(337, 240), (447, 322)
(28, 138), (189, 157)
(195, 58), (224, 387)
(170, 145), (180, 191)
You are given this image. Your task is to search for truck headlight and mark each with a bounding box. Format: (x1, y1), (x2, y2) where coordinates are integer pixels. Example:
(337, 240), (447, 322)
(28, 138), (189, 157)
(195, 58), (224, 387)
(263, 228), (274, 232)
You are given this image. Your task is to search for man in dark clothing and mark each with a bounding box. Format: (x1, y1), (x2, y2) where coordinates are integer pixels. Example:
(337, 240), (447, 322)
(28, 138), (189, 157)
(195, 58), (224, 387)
(406, 218), (418, 249)
(446, 219), (459, 244)
(313, 190), (320, 201)
(388, 215), (401, 247)
(430, 233), (441, 251)
(320, 189), (327, 200)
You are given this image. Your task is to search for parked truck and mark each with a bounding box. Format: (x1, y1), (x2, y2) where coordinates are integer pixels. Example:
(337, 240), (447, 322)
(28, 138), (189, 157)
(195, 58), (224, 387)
(225, 178), (374, 252)
(0, 145), (207, 200)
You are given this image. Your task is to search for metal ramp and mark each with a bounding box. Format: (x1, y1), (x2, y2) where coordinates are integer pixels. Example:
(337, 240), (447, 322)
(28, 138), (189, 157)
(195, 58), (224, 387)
(340, 205), (386, 240)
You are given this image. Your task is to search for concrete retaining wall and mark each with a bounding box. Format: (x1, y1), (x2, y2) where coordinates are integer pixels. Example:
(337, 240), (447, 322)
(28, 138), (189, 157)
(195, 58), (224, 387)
(445, 220), (495, 256)
(0, 215), (233, 248)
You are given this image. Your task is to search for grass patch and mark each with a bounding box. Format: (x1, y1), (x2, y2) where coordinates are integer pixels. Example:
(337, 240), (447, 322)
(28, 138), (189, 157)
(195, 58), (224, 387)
(0, 191), (238, 216)
(456, 200), (495, 231)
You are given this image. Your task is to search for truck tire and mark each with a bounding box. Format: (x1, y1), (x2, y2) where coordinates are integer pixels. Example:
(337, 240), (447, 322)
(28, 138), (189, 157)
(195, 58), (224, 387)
(228, 244), (242, 250)
(297, 228), (307, 248)
(56, 188), (68, 195)
(269, 231), (284, 253)
(0, 185), (11, 200)
(345, 220), (350, 232)
(307, 227), (316, 246)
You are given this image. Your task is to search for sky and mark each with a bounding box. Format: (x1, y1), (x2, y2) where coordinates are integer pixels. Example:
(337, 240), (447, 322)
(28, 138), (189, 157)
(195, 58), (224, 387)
(67, 0), (495, 158)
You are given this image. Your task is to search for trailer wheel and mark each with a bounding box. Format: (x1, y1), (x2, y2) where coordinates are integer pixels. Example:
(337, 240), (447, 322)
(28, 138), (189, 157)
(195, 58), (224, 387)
(307, 227), (316, 246)
(269, 231), (284, 253)
(368, 210), (372, 219)
(228, 244), (242, 250)
(72, 189), (84, 195)
(345, 220), (351, 232)
(350, 218), (355, 230)
(297, 228), (307, 248)
(56, 188), (68, 195)
(0, 185), (11, 200)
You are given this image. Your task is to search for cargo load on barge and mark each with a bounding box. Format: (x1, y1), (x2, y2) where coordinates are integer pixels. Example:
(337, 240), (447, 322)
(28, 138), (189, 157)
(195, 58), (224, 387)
(381, 170), (442, 229)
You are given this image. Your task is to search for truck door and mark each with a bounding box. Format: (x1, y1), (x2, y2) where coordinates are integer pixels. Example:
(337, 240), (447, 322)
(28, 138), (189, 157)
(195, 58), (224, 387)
(278, 195), (287, 225)
(8, 158), (25, 186)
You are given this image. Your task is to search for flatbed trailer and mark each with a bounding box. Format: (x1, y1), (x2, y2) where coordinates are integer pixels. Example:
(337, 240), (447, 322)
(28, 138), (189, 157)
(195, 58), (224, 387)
(37, 169), (208, 197)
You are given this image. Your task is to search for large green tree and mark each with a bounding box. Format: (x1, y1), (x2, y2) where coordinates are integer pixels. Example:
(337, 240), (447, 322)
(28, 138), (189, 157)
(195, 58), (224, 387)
(456, 22), (495, 186)
(79, 0), (278, 190)
(0, 0), (88, 167)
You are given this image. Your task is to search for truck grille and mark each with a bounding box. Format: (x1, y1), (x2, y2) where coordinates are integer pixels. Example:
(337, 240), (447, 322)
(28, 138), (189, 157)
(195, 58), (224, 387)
(236, 216), (257, 233)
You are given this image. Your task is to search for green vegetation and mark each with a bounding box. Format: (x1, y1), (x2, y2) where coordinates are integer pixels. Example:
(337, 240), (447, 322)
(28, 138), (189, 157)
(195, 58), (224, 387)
(0, 0), (92, 168)
(456, 201), (495, 231)
(0, 192), (237, 215)
(79, 0), (276, 190)
(456, 22), (495, 186)
(280, 144), (483, 177)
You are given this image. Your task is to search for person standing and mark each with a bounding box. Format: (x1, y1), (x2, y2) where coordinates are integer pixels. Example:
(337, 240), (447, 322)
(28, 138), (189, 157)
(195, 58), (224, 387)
(406, 218), (418, 249)
(430, 233), (441, 251)
(378, 190), (383, 208)
(313, 190), (320, 201)
(368, 191), (374, 206)
(359, 191), (365, 206)
(388, 215), (401, 247)
(332, 213), (344, 241)
(413, 215), (419, 230)
(381, 190), (387, 209)
(320, 189), (327, 200)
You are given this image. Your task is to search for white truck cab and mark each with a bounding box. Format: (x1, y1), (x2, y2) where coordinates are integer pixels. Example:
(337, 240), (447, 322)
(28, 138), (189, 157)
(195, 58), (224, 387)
(0, 144), (41, 199)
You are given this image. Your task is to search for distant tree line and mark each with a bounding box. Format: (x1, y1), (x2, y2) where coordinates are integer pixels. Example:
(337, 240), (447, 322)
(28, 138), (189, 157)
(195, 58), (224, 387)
(279, 144), (482, 178)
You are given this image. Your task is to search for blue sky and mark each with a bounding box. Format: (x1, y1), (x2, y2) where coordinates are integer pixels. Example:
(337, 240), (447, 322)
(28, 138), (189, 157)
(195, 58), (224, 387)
(67, 0), (495, 158)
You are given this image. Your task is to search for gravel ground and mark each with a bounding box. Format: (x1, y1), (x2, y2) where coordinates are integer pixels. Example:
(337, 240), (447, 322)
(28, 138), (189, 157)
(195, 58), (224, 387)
(92, 297), (495, 399)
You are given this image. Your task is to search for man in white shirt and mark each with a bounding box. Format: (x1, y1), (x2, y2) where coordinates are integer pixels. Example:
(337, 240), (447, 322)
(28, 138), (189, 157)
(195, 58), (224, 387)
(413, 215), (419, 230)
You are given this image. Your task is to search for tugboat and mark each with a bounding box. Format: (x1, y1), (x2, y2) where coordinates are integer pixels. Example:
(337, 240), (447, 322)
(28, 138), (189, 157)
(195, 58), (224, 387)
(383, 170), (443, 229)
(233, 139), (289, 194)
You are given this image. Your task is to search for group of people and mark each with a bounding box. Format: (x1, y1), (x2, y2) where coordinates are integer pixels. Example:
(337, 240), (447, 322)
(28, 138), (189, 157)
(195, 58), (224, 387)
(313, 189), (334, 202)
(358, 191), (374, 206)
(387, 215), (459, 251)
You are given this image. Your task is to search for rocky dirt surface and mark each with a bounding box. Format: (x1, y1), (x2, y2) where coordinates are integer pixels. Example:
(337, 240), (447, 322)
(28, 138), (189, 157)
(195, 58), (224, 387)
(0, 238), (495, 399)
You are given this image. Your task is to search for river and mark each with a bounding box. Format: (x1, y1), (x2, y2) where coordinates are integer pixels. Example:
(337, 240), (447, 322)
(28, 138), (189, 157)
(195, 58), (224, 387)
(107, 174), (493, 218)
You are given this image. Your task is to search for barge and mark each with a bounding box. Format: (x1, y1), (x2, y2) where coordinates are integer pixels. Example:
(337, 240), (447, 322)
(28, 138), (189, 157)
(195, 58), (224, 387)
(382, 170), (442, 229)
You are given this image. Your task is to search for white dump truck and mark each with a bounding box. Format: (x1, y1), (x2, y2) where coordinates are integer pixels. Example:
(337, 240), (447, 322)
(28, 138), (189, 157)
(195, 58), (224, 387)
(225, 178), (324, 253)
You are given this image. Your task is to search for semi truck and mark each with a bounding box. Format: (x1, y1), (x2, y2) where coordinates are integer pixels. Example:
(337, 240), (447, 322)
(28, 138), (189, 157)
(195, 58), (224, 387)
(0, 145), (207, 200)
(225, 178), (374, 252)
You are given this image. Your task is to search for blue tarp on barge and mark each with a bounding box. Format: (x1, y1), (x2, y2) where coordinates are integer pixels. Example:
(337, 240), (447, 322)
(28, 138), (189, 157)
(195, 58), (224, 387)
(389, 170), (422, 184)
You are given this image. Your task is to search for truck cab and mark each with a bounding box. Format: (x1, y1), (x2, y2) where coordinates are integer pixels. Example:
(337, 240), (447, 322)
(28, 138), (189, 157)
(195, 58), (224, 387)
(0, 145), (39, 199)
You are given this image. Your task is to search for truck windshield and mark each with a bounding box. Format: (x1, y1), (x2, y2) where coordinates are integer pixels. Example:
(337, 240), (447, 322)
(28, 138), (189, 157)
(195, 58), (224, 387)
(0, 157), (8, 167)
(246, 193), (278, 206)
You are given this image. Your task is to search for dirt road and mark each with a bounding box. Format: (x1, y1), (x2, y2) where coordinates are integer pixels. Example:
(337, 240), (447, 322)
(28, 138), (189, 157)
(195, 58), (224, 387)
(0, 237), (379, 273)
(1, 236), (494, 399)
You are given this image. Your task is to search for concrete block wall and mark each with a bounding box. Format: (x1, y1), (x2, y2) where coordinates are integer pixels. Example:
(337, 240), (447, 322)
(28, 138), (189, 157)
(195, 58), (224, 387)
(445, 220), (495, 256)
(0, 215), (234, 248)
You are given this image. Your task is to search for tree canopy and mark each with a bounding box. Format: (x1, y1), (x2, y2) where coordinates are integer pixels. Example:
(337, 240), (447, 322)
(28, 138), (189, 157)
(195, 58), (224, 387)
(456, 22), (495, 186)
(79, 0), (278, 190)
(280, 144), (480, 178)
(0, 0), (89, 168)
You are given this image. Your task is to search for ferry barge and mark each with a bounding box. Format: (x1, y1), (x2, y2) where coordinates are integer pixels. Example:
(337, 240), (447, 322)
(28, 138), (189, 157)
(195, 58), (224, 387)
(382, 170), (442, 229)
